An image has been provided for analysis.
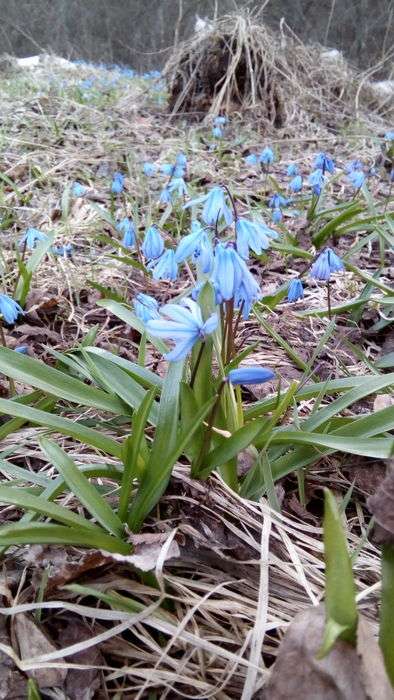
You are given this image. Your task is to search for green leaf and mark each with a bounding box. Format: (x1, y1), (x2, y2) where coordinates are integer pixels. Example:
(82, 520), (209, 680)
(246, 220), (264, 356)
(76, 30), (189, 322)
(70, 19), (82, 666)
(312, 201), (364, 247)
(40, 438), (124, 537)
(0, 485), (102, 531)
(380, 544), (394, 686)
(84, 347), (162, 388)
(128, 395), (215, 532)
(118, 388), (156, 522)
(254, 309), (308, 371)
(0, 347), (125, 414)
(271, 431), (393, 459)
(320, 489), (358, 652)
(15, 233), (55, 305)
(27, 678), (42, 700)
(0, 522), (131, 554)
(0, 398), (121, 456)
(199, 419), (266, 478)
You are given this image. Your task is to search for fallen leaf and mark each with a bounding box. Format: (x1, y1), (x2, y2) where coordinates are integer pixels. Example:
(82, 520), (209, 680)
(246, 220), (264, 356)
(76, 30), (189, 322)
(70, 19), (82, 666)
(60, 619), (103, 700)
(367, 465), (394, 544)
(0, 615), (27, 699)
(262, 605), (393, 700)
(13, 613), (67, 689)
(373, 394), (394, 412)
(103, 531), (180, 571)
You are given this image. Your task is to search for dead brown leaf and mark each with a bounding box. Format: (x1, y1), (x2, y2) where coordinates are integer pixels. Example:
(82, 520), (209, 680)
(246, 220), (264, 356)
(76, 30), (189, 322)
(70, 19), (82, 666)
(0, 616), (27, 699)
(367, 464), (394, 544)
(262, 605), (394, 700)
(13, 613), (67, 689)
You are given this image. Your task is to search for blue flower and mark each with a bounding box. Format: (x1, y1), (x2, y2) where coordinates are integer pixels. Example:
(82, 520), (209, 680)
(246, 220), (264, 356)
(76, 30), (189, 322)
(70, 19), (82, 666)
(161, 163), (184, 178)
(235, 217), (278, 259)
(268, 193), (288, 209)
(193, 231), (214, 273)
(15, 345), (28, 354)
(168, 177), (188, 198)
(72, 181), (86, 197)
(20, 228), (48, 250)
(345, 159), (363, 173)
(212, 243), (261, 312)
(308, 169), (324, 196)
(184, 186), (234, 227)
(116, 217), (136, 247)
(385, 131), (394, 141)
(214, 116), (227, 126)
(347, 170), (365, 189)
(289, 175), (303, 193)
(51, 243), (73, 258)
(151, 249), (178, 281)
(259, 147), (275, 166)
(286, 164), (299, 177)
(287, 279), (304, 302)
(272, 209), (282, 224)
(175, 221), (204, 263)
(0, 294), (23, 324)
(159, 187), (172, 204)
(313, 152), (335, 174)
(142, 225), (164, 260)
(111, 172), (125, 194)
(143, 162), (157, 176)
(226, 366), (275, 385)
(133, 293), (160, 323)
(212, 126), (223, 138)
(310, 248), (344, 281)
(176, 152), (187, 168)
(245, 153), (258, 166)
(146, 298), (218, 361)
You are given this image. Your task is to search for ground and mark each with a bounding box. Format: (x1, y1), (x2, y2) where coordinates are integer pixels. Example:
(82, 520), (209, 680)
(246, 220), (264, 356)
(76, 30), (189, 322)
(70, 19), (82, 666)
(0, 55), (392, 698)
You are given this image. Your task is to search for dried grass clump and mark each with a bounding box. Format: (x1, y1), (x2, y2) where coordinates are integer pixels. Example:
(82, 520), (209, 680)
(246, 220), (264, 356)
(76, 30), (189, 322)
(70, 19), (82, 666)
(164, 12), (389, 129)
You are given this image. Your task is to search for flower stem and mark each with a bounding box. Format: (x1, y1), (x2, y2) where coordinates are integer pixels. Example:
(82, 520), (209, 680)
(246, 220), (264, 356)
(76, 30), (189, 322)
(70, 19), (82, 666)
(0, 323), (15, 396)
(191, 380), (226, 478)
(327, 280), (332, 320)
(190, 341), (205, 388)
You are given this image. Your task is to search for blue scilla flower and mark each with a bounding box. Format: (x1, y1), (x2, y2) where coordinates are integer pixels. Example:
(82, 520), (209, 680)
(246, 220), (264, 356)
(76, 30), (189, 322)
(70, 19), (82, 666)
(15, 345), (29, 354)
(143, 162), (157, 176)
(260, 147), (275, 166)
(272, 209), (282, 224)
(133, 293), (160, 323)
(168, 177), (188, 198)
(287, 164), (299, 177)
(390, 168), (394, 183)
(234, 276), (262, 318)
(175, 220), (204, 263)
(289, 175), (303, 193)
(0, 294), (23, 324)
(146, 298), (218, 362)
(111, 172), (125, 195)
(184, 186), (234, 227)
(235, 217), (278, 259)
(159, 187), (172, 204)
(142, 225), (164, 261)
(347, 170), (365, 190)
(116, 217), (136, 247)
(313, 152), (335, 174)
(268, 193), (288, 209)
(310, 248), (344, 281)
(226, 366), (275, 385)
(345, 159), (363, 173)
(52, 243), (74, 258)
(212, 243), (261, 310)
(193, 231), (214, 274)
(72, 181), (87, 197)
(151, 249), (178, 281)
(245, 153), (258, 166)
(176, 152), (187, 168)
(214, 116), (227, 126)
(385, 131), (394, 141)
(212, 126), (223, 138)
(161, 163), (184, 178)
(20, 227), (48, 250)
(308, 169), (324, 196)
(287, 279), (304, 302)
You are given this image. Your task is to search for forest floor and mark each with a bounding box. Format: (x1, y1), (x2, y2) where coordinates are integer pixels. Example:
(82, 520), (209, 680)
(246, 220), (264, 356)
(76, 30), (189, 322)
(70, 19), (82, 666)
(0, 55), (392, 698)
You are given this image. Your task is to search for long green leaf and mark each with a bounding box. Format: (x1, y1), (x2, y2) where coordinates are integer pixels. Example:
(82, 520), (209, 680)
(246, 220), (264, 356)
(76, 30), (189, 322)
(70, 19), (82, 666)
(271, 431), (393, 458)
(0, 347), (125, 414)
(199, 419), (266, 478)
(97, 299), (168, 354)
(0, 522), (131, 554)
(40, 439), (124, 537)
(0, 398), (121, 456)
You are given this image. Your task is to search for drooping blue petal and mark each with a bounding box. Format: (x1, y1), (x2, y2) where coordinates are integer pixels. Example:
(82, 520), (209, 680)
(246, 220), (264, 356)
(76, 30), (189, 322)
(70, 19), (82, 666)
(133, 293), (160, 323)
(20, 228), (48, 250)
(226, 366), (275, 385)
(151, 249), (178, 281)
(259, 147), (275, 165)
(143, 162), (157, 176)
(286, 164), (299, 176)
(287, 279), (304, 302)
(0, 294), (24, 324)
(142, 226), (164, 260)
(289, 175), (303, 193)
(347, 170), (365, 189)
(164, 334), (198, 362)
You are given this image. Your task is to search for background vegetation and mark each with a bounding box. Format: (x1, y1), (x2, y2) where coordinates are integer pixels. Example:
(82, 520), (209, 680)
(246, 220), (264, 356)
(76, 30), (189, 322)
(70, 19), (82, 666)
(0, 0), (392, 72)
